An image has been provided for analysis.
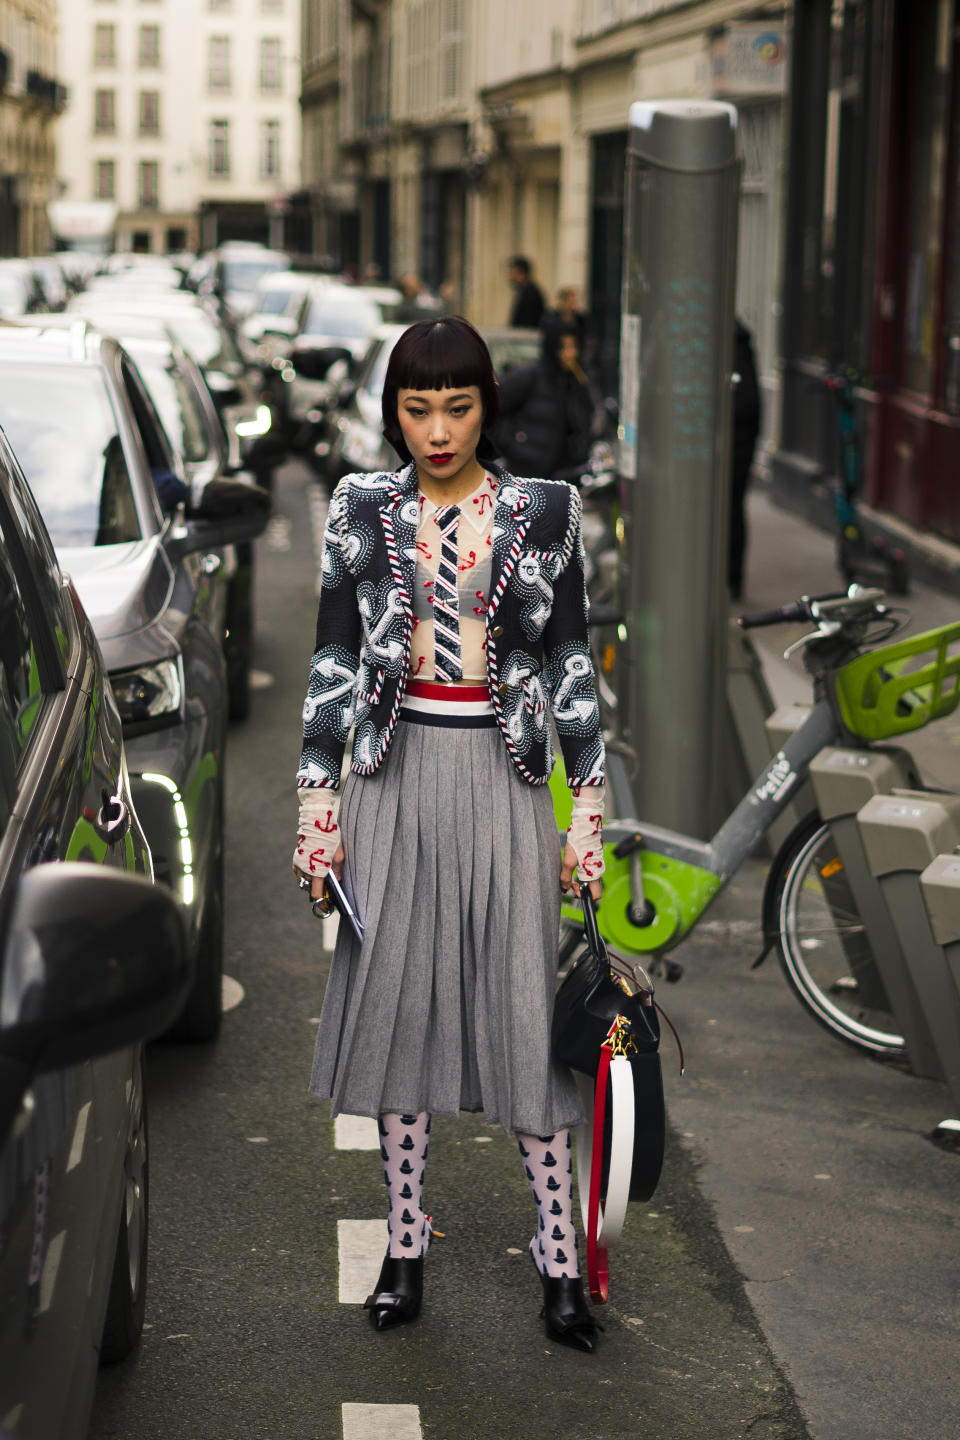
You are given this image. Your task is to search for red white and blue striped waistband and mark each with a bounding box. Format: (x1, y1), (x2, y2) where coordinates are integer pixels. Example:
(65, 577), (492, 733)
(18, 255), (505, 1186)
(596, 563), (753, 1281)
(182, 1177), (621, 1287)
(401, 678), (495, 727)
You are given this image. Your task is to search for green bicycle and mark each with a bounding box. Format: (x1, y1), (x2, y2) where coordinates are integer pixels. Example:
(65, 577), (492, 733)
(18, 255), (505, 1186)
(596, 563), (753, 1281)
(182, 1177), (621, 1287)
(553, 586), (960, 1058)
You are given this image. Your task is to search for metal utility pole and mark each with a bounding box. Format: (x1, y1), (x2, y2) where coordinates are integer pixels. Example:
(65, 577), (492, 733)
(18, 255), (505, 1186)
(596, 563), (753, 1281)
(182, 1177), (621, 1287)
(617, 100), (740, 840)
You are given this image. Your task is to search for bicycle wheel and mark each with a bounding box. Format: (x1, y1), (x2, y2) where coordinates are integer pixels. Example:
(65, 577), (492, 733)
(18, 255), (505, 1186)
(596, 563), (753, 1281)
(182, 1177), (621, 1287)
(772, 812), (906, 1057)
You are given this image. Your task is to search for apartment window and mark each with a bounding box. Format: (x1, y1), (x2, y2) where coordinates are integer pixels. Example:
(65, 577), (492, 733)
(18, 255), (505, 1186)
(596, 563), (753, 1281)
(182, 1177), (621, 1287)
(259, 37), (282, 93)
(208, 35), (231, 91)
(95, 159), (115, 200)
(209, 119), (230, 177)
(138, 90), (160, 136)
(94, 88), (116, 134)
(93, 23), (117, 67)
(139, 24), (160, 67)
(138, 160), (159, 210)
(260, 119), (281, 178)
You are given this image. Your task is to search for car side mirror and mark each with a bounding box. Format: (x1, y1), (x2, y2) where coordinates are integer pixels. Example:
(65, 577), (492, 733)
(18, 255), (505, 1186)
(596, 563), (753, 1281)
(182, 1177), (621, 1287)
(0, 864), (190, 1145)
(293, 344), (353, 381)
(171, 477), (272, 555)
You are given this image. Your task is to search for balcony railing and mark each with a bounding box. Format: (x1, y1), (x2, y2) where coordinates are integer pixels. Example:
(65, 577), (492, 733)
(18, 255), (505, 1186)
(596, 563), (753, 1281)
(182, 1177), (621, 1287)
(26, 70), (68, 111)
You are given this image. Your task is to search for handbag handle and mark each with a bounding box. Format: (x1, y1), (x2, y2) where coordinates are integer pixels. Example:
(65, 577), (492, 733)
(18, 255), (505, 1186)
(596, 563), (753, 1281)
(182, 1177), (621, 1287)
(580, 890), (609, 966)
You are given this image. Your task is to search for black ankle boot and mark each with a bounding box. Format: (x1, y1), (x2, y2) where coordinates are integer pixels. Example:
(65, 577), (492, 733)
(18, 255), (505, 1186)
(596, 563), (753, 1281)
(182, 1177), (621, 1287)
(364, 1255), (424, 1331)
(535, 1266), (600, 1352)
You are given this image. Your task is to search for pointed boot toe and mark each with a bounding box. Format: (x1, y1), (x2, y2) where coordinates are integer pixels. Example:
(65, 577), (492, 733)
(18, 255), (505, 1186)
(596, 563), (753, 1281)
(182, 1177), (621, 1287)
(537, 1272), (600, 1353)
(364, 1255), (424, 1331)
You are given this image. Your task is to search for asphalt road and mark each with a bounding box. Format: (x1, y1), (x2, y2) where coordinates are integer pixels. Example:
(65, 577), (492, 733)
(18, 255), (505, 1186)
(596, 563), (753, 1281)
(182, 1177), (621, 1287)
(87, 459), (809, 1440)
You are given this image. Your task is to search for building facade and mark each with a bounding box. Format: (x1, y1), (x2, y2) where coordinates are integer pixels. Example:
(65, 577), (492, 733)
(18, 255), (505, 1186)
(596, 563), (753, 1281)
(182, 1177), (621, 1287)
(300, 0), (788, 450)
(58, 0), (302, 255)
(0, 0), (63, 255)
(773, 0), (960, 563)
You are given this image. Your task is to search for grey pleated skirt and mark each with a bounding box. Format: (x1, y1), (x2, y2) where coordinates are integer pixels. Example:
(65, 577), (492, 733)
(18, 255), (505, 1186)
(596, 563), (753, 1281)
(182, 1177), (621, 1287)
(309, 712), (585, 1136)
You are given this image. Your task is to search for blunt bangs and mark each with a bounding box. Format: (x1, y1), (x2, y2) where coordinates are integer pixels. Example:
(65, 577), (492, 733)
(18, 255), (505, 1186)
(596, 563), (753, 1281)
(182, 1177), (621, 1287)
(382, 316), (501, 464)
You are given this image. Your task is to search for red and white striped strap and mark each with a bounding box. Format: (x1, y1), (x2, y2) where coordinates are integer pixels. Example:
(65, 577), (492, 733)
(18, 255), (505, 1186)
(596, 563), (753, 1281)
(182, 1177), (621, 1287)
(575, 1026), (636, 1305)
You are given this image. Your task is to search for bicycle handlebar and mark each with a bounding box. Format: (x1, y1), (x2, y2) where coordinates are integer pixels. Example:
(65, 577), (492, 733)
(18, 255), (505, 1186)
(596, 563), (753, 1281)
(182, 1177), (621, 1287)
(738, 600), (812, 629)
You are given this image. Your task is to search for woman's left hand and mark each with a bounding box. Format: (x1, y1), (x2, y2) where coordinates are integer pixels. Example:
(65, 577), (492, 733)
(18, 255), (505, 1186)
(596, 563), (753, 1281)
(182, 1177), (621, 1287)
(560, 842), (602, 903)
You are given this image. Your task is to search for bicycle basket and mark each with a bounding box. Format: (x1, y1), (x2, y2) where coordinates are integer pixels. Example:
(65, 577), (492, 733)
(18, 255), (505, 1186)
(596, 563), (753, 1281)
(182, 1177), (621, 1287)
(833, 621), (960, 740)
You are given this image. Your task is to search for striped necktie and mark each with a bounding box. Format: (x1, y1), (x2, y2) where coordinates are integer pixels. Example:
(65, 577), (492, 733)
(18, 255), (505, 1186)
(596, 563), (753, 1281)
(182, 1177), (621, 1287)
(432, 504), (462, 682)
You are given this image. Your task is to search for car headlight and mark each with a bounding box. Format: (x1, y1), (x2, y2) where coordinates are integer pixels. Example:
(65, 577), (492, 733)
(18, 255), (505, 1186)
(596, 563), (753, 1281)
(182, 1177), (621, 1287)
(235, 404), (272, 438)
(111, 659), (183, 729)
(342, 423), (387, 471)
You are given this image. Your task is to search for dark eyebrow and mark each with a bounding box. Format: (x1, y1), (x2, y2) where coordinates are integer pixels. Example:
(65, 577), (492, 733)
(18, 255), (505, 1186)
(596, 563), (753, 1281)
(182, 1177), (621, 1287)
(401, 391), (475, 404)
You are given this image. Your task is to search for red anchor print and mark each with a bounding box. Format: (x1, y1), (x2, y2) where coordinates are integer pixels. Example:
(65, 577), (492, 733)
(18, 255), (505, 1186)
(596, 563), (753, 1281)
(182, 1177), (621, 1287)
(416, 540), (433, 560)
(458, 550), (477, 573)
(313, 810), (338, 834)
(412, 654), (426, 675)
(473, 491), (493, 516)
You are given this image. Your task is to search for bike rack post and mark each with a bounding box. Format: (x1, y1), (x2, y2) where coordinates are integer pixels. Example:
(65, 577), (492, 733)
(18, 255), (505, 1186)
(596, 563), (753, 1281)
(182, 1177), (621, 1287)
(918, 855), (960, 1117)
(857, 792), (960, 1082)
(618, 100), (740, 840)
(807, 747), (922, 1034)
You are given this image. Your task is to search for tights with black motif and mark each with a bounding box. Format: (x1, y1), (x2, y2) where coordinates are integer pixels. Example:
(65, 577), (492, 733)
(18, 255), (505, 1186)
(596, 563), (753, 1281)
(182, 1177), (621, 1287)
(377, 1112), (579, 1277)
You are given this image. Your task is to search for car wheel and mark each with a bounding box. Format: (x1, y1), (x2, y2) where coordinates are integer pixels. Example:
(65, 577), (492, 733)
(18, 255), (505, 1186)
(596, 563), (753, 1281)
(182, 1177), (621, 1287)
(100, 1049), (149, 1364)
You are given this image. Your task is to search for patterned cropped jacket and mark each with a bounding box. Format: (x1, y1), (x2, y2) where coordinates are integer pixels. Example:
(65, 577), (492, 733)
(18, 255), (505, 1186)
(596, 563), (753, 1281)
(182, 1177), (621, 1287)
(297, 462), (605, 791)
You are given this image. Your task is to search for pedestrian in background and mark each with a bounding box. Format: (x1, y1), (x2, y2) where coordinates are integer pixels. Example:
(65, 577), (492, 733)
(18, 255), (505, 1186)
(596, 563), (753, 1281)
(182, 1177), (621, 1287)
(292, 316), (606, 1352)
(494, 315), (596, 481)
(729, 317), (762, 600)
(550, 285), (593, 369)
(394, 274), (432, 323)
(507, 255), (546, 328)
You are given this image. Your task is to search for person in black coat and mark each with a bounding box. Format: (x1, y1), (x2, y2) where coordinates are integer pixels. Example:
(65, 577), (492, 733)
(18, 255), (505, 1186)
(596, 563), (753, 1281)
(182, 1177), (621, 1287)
(729, 317), (762, 600)
(508, 256), (546, 329)
(494, 316), (596, 480)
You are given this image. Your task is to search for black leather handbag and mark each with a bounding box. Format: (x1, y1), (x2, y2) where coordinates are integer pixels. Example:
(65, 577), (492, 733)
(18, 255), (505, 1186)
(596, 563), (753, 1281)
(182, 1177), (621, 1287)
(552, 892), (666, 1204)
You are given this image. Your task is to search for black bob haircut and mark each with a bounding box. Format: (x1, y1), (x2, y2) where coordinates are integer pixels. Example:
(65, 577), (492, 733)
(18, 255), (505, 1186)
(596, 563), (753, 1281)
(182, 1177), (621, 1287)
(382, 316), (501, 464)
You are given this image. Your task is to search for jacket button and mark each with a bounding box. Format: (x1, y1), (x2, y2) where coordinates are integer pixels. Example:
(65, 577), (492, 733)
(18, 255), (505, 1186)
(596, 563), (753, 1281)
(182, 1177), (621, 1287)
(491, 624), (504, 637)
(497, 682), (507, 696)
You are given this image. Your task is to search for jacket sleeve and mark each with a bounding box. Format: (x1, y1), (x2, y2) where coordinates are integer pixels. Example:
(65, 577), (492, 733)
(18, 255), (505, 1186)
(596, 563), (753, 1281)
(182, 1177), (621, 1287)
(541, 485), (606, 787)
(296, 480), (362, 790)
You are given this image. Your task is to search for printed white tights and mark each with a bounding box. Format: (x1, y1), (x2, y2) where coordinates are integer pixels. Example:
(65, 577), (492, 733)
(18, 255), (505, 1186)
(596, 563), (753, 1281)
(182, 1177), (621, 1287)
(377, 1112), (579, 1278)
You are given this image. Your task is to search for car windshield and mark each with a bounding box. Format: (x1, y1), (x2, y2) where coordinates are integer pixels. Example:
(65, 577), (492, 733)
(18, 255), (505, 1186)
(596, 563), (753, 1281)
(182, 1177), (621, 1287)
(0, 364), (141, 546)
(302, 296), (380, 340)
(134, 357), (211, 465)
(0, 274), (26, 305)
(256, 282), (303, 316)
(164, 310), (244, 371)
(361, 331), (542, 402)
(223, 256), (288, 294)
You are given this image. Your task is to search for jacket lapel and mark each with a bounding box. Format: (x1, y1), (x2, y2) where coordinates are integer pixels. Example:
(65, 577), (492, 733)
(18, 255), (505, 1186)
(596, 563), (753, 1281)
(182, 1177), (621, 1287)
(487, 468), (532, 621)
(378, 462), (419, 618)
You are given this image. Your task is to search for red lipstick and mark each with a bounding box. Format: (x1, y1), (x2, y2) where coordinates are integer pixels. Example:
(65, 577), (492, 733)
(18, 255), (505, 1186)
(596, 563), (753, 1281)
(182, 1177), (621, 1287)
(427, 453), (454, 464)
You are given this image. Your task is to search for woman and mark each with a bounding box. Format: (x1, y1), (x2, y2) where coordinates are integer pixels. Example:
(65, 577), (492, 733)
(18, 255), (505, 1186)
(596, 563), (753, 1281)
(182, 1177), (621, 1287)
(493, 315), (596, 482)
(292, 317), (606, 1350)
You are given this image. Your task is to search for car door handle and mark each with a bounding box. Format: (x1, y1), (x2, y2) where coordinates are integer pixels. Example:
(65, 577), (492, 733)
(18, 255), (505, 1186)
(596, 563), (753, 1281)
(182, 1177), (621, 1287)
(96, 788), (130, 845)
(200, 553), (222, 575)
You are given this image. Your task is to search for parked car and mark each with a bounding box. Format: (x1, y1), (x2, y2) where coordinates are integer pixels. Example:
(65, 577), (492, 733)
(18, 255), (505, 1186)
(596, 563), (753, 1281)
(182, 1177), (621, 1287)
(286, 282), (398, 444)
(117, 331), (261, 720)
(193, 242), (291, 320)
(324, 323), (543, 480)
(0, 421), (190, 1439)
(0, 321), (269, 1041)
(0, 260), (46, 320)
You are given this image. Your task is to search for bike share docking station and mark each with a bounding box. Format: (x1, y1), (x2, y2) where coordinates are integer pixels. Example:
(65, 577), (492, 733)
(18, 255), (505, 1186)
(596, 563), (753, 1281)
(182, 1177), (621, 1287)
(857, 792), (960, 1096)
(918, 856), (960, 1127)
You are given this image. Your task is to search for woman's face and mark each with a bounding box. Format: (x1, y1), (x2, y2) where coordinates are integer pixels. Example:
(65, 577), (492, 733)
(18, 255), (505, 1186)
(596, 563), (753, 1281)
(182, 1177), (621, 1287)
(397, 384), (485, 483)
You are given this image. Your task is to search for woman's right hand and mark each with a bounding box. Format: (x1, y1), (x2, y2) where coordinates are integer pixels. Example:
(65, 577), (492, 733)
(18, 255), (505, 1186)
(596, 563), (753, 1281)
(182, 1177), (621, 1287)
(310, 842), (345, 898)
(292, 841), (345, 899)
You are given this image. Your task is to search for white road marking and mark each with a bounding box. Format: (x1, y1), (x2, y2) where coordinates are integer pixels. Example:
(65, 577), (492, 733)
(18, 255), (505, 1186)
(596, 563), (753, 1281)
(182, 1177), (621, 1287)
(265, 514), (292, 551)
(249, 669), (275, 691)
(337, 1219), (387, 1304)
(334, 1115), (380, 1150)
(222, 976), (244, 1012)
(342, 1404), (423, 1440)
